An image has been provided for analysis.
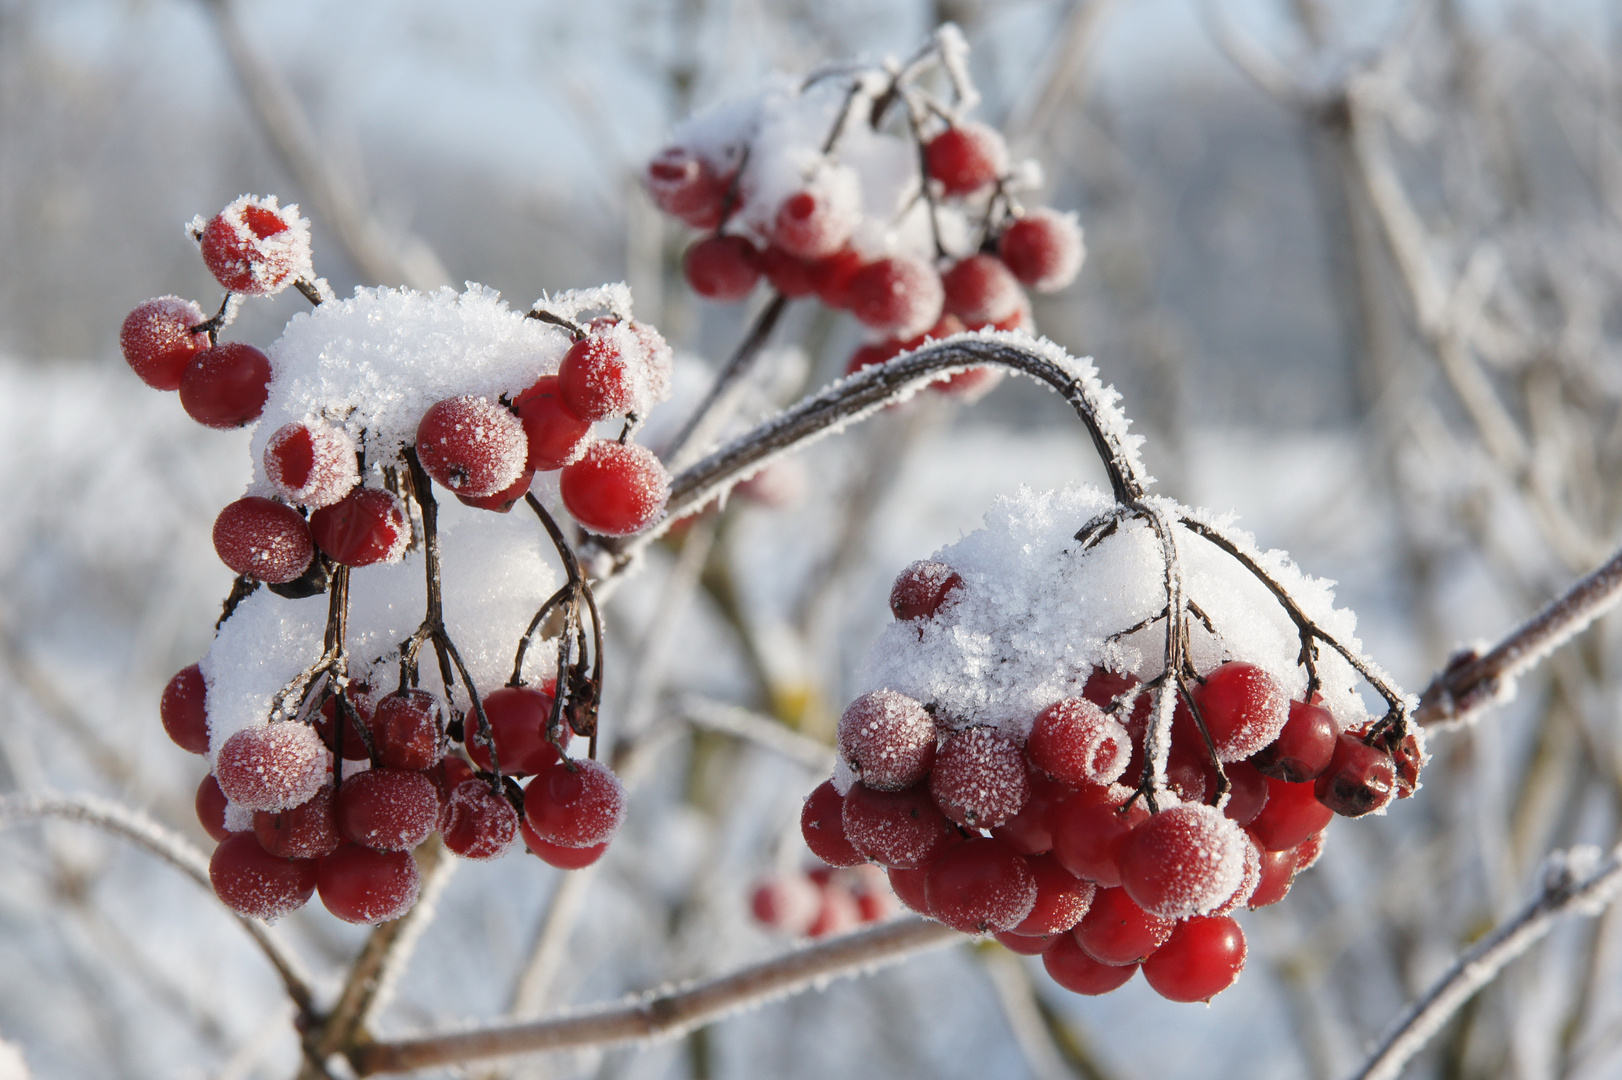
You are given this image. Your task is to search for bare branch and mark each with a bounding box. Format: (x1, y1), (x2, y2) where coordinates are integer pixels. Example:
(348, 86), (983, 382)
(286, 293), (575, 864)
(351, 918), (959, 1074)
(678, 696), (836, 770)
(1349, 846), (1622, 1080)
(663, 293), (791, 472)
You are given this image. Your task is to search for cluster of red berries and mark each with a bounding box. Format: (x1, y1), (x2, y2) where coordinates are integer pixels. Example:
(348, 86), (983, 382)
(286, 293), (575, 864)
(799, 561), (1424, 1003)
(165, 668), (625, 923)
(749, 863), (898, 939)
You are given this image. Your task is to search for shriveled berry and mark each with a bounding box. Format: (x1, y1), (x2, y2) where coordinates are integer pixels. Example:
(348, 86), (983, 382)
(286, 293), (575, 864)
(924, 837), (1037, 934)
(180, 343), (272, 429)
(162, 664), (211, 755)
(1141, 916), (1246, 1002)
(930, 727), (1030, 829)
(1315, 733), (1397, 817)
(684, 236), (760, 301)
(1027, 698), (1131, 788)
(336, 768), (439, 852)
(925, 122), (1008, 196)
(524, 759), (626, 848)
(836, 689), (936, 791)
(1073, 886), (1174, 966)
(309, 488), (410, 567)
(842, 781), (960, 869)
(889, 560), (963, 621)
(317, 843), (420, 924)
(559, 441), (670, 536)
(998, 208), (1085, 293)
(264, 422), (359, 508)
(253, 783), (341, 859)
(212, 497), (314, 584)
(210, 832), (317, 920)
(1042, 933), (1139, 995)
(215, 724), (329, 812)
(1391, 730), (1424, 797)
(121, 297), (208, 391)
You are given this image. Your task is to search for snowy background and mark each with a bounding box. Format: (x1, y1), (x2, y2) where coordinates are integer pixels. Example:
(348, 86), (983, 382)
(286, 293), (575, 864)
(3, 1), (1622, 1079)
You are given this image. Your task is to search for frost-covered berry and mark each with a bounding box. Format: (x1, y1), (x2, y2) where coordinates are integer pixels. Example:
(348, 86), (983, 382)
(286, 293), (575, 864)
(800, 780), (865, 868)
(772, 188), (856, 261)
(1012, 853), (1095, 936)
(930, 727), (1031, 829)
(998, 208), (1084, 293)
(264, 422), (359, 508)
(1315, 733), (1397, 817)
(369, 689), (443, 771)
(559, 441), (670, 536)
(557, 333), (636, 422)
(198, 195), (311, 295)
(1141, 916), (1247, 1003)
(308, 487), (410, 567)
(336, 768), (439, 852)
(317, 843), (421, 924)
(645, 147), (731, 229)
(684, 236), (761, 301)
(441, 779), (519, 860)
(1192, 661), (1289, 762)
(836, 690), (936, 791)
(415, 396), (529, 498)
(842, 781), (960, 869)
(253, 783), (341, 860)
(1117, 804), (1248, 920)
(1042, 933), (1139, 995)
(209, 832), (317, 920)
(1209, 834), (1262, 916)
(925, 122), (1008, 197)
(317, 692), (373, 761)
(212, 497), (315, 584)
(515, 376), (592, 471)
(524, 759), (626, 848)
(847, 256), (944, 340)
(1246, 775), (1334, 851)
(1073, 885), (1174, 966)
(924, 837), (1037, 934)
(466, 685), (563, 776)
(1049, 784), (1147, 887)
(161, 663), (210, 755)
(121, 297), (208, 391)
(197, 773), (233, 842)
(889, 560), (963, 621)
(1026, 698), (1131, 788)
(214, 723), (329, 812)
(180, 343), (272, 429)
(942, 255), (1025, 328)
(521, 820), (608, 870)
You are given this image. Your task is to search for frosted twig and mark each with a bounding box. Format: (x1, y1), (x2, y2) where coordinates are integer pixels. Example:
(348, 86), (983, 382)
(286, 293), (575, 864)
(1348, 846), (1622, 1080)
(664, 294), (791, 472)
(1414, 542), (1622, 727)
(350, 918), (959, 1074)
(0, 791), (316, 1015)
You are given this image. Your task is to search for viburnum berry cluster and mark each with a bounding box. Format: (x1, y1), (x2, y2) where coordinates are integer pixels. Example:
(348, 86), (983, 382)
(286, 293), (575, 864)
(801, 484), (1426, 1003)
(643, 27), (1083, 402)
(749, 863), (899, 939)
(130, 196), (669, 924)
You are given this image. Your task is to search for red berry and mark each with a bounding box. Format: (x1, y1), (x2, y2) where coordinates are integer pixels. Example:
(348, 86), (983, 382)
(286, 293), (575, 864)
(1210, 834), (1263, 915)
(558, 440), (670, 536)
(930, 727), (1031, 829)
(523, 759), (626, 848)
(514, 375), (592, 471)
(1027, 698), (1131, 788)
(212, 497), (314, 584)
(161, 664), (211, 755)
(1222, 760), (1270, 826)
(805, 886), (862, 938)
(1192, 661), (1289, 762)
(942, 255), (1025, 328)
(1118, 804), (1248, 919)
(750, 875), (821, 933)
(369, 690), (443, 771)
(1391, 730), (1424, 797)
(557, 336), (634, 422)
(1251, 699), (1337, 782)
(179, 343), (272, 429)
(264, 422), (358, 508)
(925, 837), (1037, 934)
(210, 832), (317, 920)
(772, 189), (854, 260)
(1042, 933), (1139, 995)
(199, 196), (306, 295)
(808, 249), (865, 308)
(998, 208), (1085, 293)
(847, 256), (944, 339)
(415, 396), (529, 498)
(441, 778), (520, 860)
(1013, 853), (1096, 935)
(1294, 830), (1326, 872)
(801, 780), (865, 868)
(316, 692), (373, 761)
(997, 930), (1058, 956)
(991, 772), (1071, 855)
(456, 471), (533, 513)
(520, 820), (608, 869)
(196, 773), (234, 842)
(253, 783), (341, 859)
(309, 487), (410, 567)
(1073, 886), (1174, 965)
(1141, 916), (1247, 1002)
(428, 754), (478, 829)
(1248, 845), (1298, 908)
(215, 724), (329, 812)
(1315, 733), (1397, 817)
(466, 685), (564, 776)
(841, 781), (960, 869)
(1246, 775), (1334, 851)
(889, 560), (963, 621)
(758, 245), (817, 298)
(925, 122), (1008, 197)
(1049, 785), (1147, 886)
(120, 297), (208, 390)
(836, 690), (936, 791)
(886, 865), (932, 915)
(336, 768), (439, 852)
(317, 843), (421, 924)
(684, 236), (761, 301)
(645, 147), (730, 229)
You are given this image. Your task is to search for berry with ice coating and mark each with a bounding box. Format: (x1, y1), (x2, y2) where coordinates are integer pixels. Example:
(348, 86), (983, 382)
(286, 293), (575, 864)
(264, 422), (359, 509)
(942, 255), (1025, 328)
(180, 343), (272, 429)
(991, 773), (1068, 855)
(212, 497), (314, 584)
(1316, 733), (1397, 818)
(515, 376), (592, 471)
(557, 332), (636, 422)
(336, 768), (439, 852)
(198, 195), (311, 295)
(847, 256), (944, 339)
(1073, 886), (1175, 966)
(1027, 698), (1131, 788)
(317, 843), (421, 924)
(1117, 804), (1247, 919)
(524, 759), (626, 849)
(772, 189), (854, 261)
(930, 726), (1031, 829)
(559, 441), (670, 537)
(1050, 784), (1147, 887)
(209, 832), (317, 920)
(1191, 660), (1288, 762)
(466, 685), (563, 776)
(415, 396), (529, 498)
(253, 783), (341, 860)
(1043, 934), (1140, 995)
(889, 560), (963, 622)
(841, 781), (960, 869)
(645, 147), (731, 229)
(998, 208), (1084, 293)
(1141, 916), (1247, 1003)
(800, 780), (865, 868)
(308, 487), (410, 567)
(1013, 853), (1096, 936)
(215, 723), (329, 812)
(441, 779), (519, 860)
(1247, 774), (1334, 851)
(369, 690), (443, 771)
(161, 664), (210, 755)
(836, 689), (936, 791)
(925, 122), (1007, 197)
(684, 236), (760, 301)
(522, 820), (608, 870)
(924, 837), (1037, 934)
(121, 297), (208, 391)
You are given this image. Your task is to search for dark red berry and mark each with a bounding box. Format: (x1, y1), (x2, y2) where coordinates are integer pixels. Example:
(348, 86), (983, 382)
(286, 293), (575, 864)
(997, 930), (1058, 956)
(645, 147), (730, 229)
(214, 724), (329, 812)
(758, 245), (817, 298)
(370, 690), (443, 771)
(998, 208), (1084, 293)
(930, 727), (1031, 829)
(161, 664), (210, 755)
(924, 837), (1037, 934)
(521, 819), (608, 869)
(841, 781), (960, 869)
(1222, 760), (1270, 826)
(253, 783), (341, 859)
(1192, 661), (1288, 761)
(1072, 886), (1174, 966)
(1141, 916), (1247, 1002)
(1013, 853), (1095, 935)
(308, 488), (409, 567)
(264, 422), (358, 508)
(456, 471), (533, 512)
(212, 497), (314, 584)
(121, 297), (208, 391)
(557, 335), (635, 422)
(942, 255), (1025, 327)
(1248, 846), (1298, 908)
(210, 832), (317, 920)
(335, 768), (439, 852)
(441, 778), (519, 860)
(196, 773), (233, 842)
(415, 396), (529, 498)
(1251, 698), (1338, 782)
(889, 560), (963, 621)
(809, 249), (865, 308)
(1042, 933), (1139, 995)
(991, 772), (1071, 856)
(772, 189), (853, 260)
(1315, 733), (1397, 817)
(847, 256), (944, 339)
(684, 236), (760, 301)
(316, 692), (373, 761)
(523, 759), (625, 848)
(179, 343), (272, 429)
(886, 865), (932, 915)
(836, 690), (936, 792)
(1049, 785), (1147, 886)
(801, 780), (864, 868)
(1118, 804), (1247, 919)
(1027, 698), (1131, 788)
(317, 843), (420, 924)
(466, 685), (563, 776)
(558, 441), (670, 536)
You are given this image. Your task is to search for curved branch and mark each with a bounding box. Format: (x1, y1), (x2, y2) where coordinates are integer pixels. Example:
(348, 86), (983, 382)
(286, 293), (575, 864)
(351, 918), (959, 1074)
(0, 791), (316, 1015)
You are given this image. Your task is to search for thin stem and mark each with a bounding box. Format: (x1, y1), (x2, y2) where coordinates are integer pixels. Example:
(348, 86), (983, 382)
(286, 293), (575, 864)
(663, 293), (791, 471)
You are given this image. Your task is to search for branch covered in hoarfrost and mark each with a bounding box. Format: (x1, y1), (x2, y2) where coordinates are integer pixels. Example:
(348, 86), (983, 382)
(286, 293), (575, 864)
(0, 791), (316, 1014)
(351, 918), (959, 1074)
(1349, 845), (1622, 1080)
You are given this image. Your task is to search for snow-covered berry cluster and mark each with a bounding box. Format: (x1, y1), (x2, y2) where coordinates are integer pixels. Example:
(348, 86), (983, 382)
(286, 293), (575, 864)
(643, 27), (1083, 400)
(801, 486), (1425, 1002)
(749, 863), (899, 939)
(132, 198), (663, 924)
